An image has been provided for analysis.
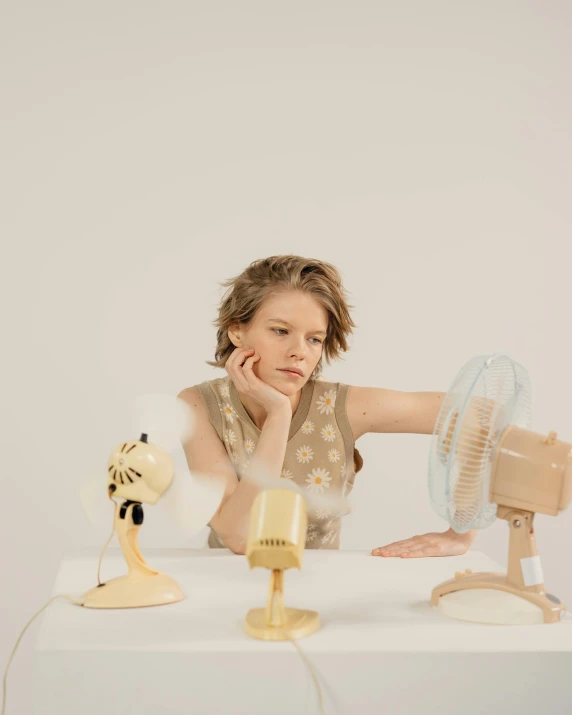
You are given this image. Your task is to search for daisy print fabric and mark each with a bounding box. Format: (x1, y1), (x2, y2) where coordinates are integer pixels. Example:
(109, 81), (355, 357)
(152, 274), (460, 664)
(316, 389), (336, 415)
(282, 381), (354, 550)
(301, 419), (315, 435)
(220, 403), (237, 424)
(197, 377), (357, 551)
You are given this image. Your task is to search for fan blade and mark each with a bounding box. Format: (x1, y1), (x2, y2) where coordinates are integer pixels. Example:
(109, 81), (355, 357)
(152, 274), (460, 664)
(79, 472), (115, 533)
(129, 393), (195, 450)
(243, 461), (353, 517)
(161, 448), (227, 538)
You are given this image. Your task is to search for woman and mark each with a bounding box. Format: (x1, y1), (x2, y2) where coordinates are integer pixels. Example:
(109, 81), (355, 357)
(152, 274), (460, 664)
(179, 255), (476, 556)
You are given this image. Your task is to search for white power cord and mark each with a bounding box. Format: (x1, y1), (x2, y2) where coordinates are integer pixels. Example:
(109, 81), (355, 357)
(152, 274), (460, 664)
(1, 593), (85, 715)
(1, 501), (117, 714)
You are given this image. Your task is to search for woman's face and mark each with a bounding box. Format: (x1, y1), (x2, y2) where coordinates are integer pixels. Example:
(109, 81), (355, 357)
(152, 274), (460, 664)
(230, 290), (328, 394)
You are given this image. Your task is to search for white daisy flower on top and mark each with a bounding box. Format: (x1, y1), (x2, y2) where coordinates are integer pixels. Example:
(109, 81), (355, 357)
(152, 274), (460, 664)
(230, 451), (240, 464)
(328, 448), (341, 463)
(305, 467), (331, 494)
(280, 469), (293, 480)
(316, 389), (336, 415)
(340, 463), (347, 478)
(301, 419), (315, 435)
(224, 429), (236, 446)
(244, 438), (256, 454)
(221, 403), (236, 423)
(219, 382), (231, 399)
(316, 508), (331, 521)
(296, 445), (314, 463)
(321, 424), (336, 442)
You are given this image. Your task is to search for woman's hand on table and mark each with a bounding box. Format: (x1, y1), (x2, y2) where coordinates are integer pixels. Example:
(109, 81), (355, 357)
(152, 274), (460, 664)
(371, 528), (476, 558)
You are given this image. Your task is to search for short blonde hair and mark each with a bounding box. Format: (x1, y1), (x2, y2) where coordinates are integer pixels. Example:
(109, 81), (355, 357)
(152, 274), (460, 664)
(207, 255), (356, 380)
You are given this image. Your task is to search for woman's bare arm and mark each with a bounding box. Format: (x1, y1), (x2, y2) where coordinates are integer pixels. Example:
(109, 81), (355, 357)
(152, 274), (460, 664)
(346, 386), (446, 440)
(346, 385), (478, 555)
(178, 386), (291, 554)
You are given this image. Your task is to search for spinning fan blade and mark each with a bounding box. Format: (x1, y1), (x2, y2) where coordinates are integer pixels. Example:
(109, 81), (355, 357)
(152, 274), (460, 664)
(129, 393), (195, 450)
(161, 448), (227, 538)
(79, 472), (115, 535)
(243, 461), (353, 517)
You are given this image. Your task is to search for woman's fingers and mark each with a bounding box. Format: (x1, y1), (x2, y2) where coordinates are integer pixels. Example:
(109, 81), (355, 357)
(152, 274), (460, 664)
(236, 351), (259, 391)
(241, 354), (261, 386)
(401, 549), (432, 558)
(401, 541), (444, 557)
(224, 348), (243, 375)
(372, 530), (471, 559)
(372, 536), (425, 556)
(225, 348), (254, 392)
(226, 347), (252, 366)
(401, 541), (437, 556)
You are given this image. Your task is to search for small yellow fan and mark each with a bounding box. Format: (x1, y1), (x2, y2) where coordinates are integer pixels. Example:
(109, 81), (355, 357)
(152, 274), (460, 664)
(244, 489), (320, 640)
(82, 433), (185, 608)
(79, 394), (226, 609)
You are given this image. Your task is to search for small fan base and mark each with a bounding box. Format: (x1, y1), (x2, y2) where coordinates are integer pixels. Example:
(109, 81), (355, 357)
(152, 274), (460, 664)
(244, 607), (320, 640)
(81, 572), (184, 609)
(436, 588), (546, 625)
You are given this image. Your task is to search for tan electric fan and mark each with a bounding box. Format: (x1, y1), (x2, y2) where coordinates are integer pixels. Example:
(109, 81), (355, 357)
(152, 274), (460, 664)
(428, 353), (572, 625)
(244, 489), (320, 640)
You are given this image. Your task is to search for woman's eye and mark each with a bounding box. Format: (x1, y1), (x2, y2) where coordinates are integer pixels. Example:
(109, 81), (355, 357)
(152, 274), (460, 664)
(272, 328), (322, 345)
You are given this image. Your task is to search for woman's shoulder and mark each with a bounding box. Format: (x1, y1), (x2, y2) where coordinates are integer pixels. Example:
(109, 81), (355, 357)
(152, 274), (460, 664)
(305, 378), (353, 421)
(179, 376), (228, 397)
(310, 377), (352, 400)
(177, 377), (229, 439)
(177, 376), (230, 413)
(311, 376), (347, 390)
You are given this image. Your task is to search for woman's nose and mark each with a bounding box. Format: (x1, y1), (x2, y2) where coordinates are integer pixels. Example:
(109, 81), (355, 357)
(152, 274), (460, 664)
(287, 336), (307, 358)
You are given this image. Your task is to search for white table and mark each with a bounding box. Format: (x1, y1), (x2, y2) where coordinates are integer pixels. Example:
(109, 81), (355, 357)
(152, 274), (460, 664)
(33, 548), (572, 715)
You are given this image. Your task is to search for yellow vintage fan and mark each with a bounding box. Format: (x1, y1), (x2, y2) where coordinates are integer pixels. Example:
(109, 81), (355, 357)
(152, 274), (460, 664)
(79, 394), (226, 609)
(244, 489), (320, 640)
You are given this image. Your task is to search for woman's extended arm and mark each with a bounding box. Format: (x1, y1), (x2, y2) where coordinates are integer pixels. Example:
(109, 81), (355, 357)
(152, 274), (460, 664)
(346, 385), (477, 557)
(346, 386), (446, 439)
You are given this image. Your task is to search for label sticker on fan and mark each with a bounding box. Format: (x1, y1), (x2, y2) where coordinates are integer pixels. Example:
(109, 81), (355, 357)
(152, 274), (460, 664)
(520, 556), (544, 586)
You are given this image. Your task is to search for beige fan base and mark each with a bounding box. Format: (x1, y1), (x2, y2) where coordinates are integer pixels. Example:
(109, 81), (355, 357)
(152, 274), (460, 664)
(432, 507), (564, 625)
(82, 501), (183, 609)
(244, 569), (320, 640)
(244, 490), (321, 640)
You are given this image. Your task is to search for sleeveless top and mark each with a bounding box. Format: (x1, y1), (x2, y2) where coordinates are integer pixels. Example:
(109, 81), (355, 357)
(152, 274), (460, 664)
(196, 377), (363, 549)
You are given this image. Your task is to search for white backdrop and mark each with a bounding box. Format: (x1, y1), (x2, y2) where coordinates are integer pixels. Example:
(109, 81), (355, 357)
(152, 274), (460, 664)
(1, 2), (571, 713)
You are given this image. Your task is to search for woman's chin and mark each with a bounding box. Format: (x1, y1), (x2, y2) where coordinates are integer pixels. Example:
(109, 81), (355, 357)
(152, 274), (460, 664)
(269, 382), (292, 396)
(274, 380), (306, 397)
(265, 374), (301, 396)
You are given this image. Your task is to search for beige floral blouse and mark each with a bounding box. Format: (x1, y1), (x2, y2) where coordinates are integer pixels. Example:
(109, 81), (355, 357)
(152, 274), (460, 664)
(196, 377), (363, 549)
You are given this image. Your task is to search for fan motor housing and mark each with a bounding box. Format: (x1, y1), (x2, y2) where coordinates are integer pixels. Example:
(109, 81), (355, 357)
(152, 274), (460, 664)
(490, 425), (572, 515)
(246, 490), (307, 570)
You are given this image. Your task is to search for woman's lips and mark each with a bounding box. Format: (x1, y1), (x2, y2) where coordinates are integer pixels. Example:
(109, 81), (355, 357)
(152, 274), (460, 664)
(278, 369), (303, 378)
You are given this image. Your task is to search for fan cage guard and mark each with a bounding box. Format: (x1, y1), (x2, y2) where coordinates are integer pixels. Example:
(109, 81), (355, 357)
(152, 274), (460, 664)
(428, 353), (532, 532)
